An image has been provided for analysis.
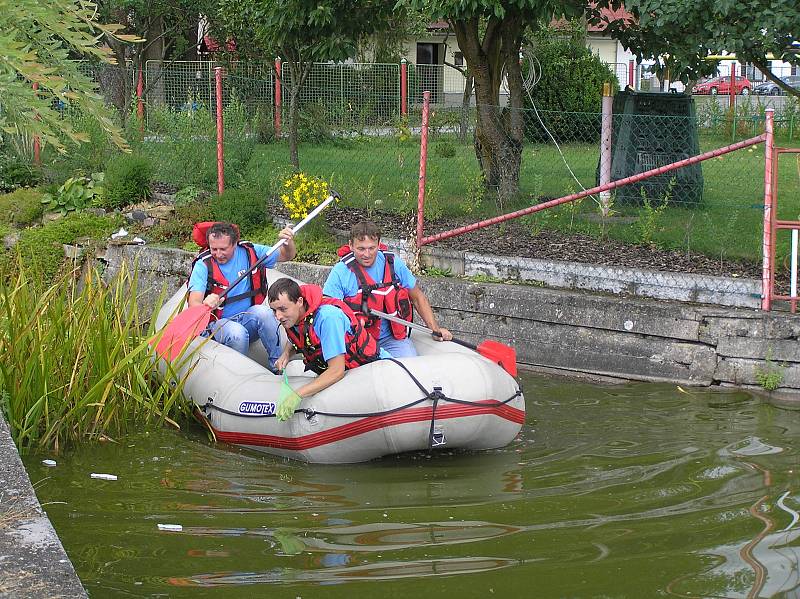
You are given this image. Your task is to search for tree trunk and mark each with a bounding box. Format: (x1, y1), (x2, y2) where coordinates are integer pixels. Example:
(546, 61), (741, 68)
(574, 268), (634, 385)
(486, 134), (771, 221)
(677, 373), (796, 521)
(460, 72), (473, 142)
(288, 84), (300, 170)
(453, 16), (524, 207)
(102, 36), (130, 124)
(285, 59), (314, 171)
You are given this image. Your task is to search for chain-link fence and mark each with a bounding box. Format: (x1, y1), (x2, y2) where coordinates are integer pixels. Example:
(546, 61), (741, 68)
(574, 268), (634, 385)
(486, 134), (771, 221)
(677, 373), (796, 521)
(32, 59), (800, 303)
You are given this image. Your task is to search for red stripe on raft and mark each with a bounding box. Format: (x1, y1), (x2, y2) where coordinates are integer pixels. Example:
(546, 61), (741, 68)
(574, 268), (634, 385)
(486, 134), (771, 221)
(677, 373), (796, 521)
(211, 400), (525, 451)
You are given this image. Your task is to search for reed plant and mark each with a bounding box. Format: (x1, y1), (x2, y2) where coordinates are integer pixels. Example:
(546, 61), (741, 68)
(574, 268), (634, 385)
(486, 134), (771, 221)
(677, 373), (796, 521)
(0, 258), (192, 452)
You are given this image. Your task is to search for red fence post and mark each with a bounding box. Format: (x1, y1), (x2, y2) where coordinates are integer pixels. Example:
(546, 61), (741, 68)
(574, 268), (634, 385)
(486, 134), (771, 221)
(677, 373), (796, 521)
(416, 90), (431, 249)
(32, 82), (40, 166)
(400, 58), (408, 118)
(729, 62), (736, 110)
(215, 66), (225, 196)
(762, 108), (775, 311)
(599, 82), (613, 213)
(628, 60), (634, 88)
(274, 57), (282, 138)
(136, 65), (144, 135)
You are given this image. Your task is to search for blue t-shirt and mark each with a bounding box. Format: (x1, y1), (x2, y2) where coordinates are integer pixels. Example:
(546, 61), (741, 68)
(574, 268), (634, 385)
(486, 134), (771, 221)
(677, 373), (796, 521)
(322, 251), (416, 340)
(312, 305), (393, 362)
(188, 243), (278, 319)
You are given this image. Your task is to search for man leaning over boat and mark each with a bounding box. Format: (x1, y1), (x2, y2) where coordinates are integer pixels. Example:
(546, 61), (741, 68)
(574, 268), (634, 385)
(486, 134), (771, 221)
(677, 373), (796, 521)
(323, 220), (452, 358)
(268, 278), (393, 420)
(187, 221), (296, 371)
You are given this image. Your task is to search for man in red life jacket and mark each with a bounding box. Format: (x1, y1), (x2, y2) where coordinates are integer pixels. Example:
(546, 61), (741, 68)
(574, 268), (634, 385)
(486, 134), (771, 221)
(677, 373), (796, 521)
(322, 221), (452, 358)
(188, 222), (296, 370)
(268, 277), (392, 420)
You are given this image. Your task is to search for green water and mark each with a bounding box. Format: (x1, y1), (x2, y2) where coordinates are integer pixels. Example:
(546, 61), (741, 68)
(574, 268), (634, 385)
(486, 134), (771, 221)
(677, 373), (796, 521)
(24, 374), (800, 598)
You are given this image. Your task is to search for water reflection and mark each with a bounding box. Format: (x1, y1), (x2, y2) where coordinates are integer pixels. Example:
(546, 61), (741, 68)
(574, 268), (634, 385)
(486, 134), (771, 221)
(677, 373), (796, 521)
(24, 376), (800, 597)
(168, 556), (527, 586)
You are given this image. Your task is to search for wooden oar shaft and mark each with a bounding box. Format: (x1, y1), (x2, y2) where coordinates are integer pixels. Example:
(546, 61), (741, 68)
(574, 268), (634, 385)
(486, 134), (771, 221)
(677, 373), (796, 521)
(218, 193), (336, 302)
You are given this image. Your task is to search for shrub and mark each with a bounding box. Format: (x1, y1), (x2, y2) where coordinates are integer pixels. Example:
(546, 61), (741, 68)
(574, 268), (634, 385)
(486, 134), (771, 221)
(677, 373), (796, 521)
(0, 188), (45, 226)
(0, 152), (41, 192)
(104, 154), (153, 209)
(2, 213), (121, 282)
(280, 173), (330, 219)
(297, 102), (332, 143)
(523, 22), (618, 143)
(211, 189), (268, 233)
(47, 111), (115, 175)
(434, 139), (457, 158)
(253, 105), (276, 144)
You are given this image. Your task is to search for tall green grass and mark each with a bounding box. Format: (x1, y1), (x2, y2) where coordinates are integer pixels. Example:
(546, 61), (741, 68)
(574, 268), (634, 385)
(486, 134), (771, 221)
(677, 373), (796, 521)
(0, 259), (191, 452)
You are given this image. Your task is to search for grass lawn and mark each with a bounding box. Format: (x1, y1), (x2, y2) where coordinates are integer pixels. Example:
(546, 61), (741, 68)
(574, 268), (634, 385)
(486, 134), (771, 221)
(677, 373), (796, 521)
(139, 129), (800, 267)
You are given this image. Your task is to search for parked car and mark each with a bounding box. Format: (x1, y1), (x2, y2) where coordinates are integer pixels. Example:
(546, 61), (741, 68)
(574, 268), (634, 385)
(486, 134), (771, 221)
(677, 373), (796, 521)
(694, 76), (752, 95)
(754, 75), (800, 95)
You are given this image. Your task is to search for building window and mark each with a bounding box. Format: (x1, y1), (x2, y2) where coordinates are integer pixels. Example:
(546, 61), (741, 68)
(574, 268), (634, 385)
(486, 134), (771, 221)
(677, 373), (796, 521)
(416, 42), (440, 65)
(454, 52), (464, 67)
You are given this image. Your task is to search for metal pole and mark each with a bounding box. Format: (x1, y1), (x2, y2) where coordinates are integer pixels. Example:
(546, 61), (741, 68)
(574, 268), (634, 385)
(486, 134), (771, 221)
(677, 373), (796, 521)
(729, 62), (736, 110)
(599, 82), (613, 212)
(791, 229), (797, 313)
(416, 90), (431, 249)
(400, 58), (408, 118)
(215, 66), (225, 196)
(628, 60), (634, 88)
(761, 108), (775, 310)
(274, 57), (282, 138)
(136, 65), (144, 135)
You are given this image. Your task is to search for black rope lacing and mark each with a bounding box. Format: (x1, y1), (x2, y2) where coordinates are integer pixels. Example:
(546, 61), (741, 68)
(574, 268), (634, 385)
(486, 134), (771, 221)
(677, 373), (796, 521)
(200, 357), (523, 451)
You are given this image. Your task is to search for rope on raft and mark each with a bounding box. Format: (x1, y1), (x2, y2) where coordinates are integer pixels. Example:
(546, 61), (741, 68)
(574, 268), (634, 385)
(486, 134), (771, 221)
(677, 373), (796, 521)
(200, 358), (523, 450)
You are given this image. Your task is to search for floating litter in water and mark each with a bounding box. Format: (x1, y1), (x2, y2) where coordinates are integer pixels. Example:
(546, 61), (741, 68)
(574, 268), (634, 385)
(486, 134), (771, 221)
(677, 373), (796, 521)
(42, 459), (57, 467)
(157, 524), (183, 532)
(90, 473), (118, 481)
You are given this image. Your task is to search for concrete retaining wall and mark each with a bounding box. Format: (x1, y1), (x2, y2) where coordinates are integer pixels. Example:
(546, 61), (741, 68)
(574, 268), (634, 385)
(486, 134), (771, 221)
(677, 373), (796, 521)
(0, 411), (87, 598)
(102, 244), (800, 395)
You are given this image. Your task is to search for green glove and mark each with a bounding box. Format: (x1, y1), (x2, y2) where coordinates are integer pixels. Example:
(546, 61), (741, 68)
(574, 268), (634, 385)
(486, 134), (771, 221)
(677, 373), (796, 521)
(277, 388), (302, 421)
(274, 528), (304, 555)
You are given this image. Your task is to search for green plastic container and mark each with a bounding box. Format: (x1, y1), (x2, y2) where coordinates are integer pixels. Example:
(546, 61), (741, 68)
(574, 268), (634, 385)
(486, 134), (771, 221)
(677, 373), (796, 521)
(599, 91), (703, 207)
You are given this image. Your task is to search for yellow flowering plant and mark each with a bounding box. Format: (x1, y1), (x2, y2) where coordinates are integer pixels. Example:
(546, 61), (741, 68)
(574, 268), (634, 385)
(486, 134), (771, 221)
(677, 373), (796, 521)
(280, 173), (330, 219)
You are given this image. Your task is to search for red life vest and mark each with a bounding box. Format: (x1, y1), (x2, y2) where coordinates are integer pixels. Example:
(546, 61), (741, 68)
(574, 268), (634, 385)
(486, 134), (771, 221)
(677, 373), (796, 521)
(336, 244), (413, 340)
(188, 242), (268, 320)
(285, 284), (381, 375)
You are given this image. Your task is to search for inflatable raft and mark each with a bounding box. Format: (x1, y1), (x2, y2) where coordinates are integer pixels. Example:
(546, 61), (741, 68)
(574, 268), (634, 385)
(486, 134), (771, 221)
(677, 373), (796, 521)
(155, 270), (525, 463)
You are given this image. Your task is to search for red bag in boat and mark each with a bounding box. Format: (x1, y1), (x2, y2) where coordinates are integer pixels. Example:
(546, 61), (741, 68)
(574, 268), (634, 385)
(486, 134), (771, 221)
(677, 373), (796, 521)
(192, 222), (240, 250)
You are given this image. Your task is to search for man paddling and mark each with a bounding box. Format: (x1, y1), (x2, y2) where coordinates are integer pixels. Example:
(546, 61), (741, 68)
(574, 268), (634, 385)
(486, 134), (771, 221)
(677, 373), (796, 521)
(268, 278), (393, 420)
(187, 222), (296, 370)
(322, 221), (452, 357)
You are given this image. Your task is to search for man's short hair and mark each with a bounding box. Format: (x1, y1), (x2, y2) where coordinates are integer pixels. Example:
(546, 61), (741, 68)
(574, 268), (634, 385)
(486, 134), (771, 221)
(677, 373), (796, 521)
(268, 277), (302, 303)
(207, 222), (240, 245)
(349, 221), (381, 243)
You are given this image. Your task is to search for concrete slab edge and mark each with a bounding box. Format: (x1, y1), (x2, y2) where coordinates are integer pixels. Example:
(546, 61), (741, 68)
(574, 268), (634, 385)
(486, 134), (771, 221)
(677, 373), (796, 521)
(0, 410), (87, 597)
(305, 220), (761, 309)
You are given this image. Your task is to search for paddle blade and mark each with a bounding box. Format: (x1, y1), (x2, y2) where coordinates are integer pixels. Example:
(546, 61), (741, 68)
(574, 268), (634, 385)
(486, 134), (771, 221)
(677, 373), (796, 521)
(476, 340), (517, 377)
(151, 304), (211, 360)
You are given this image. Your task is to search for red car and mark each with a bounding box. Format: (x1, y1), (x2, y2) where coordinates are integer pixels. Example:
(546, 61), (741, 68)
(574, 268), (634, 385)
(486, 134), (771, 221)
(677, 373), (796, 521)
(694, 75), (752, 95)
